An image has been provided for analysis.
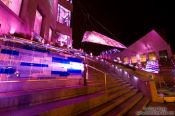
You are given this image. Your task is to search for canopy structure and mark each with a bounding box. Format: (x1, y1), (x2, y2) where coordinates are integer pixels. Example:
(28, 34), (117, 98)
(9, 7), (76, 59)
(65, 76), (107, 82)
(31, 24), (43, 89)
(82, 31), (126, 48)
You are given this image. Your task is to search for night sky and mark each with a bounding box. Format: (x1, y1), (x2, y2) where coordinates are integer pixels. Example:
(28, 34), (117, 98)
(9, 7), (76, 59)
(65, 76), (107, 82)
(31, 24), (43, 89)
(73, 0), (175, 56)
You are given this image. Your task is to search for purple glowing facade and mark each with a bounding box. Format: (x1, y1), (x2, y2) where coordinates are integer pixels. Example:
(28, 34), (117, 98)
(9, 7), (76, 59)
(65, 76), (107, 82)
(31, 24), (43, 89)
(82, 31), (126, 48)
(109, 30), (172, 61)
(0, 0), (73, 47)
(34, 10), (43, 35)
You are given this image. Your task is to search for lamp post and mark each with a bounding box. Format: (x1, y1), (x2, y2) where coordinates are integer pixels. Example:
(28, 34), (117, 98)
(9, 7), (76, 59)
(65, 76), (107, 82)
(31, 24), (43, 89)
(83, 57), (87, 86)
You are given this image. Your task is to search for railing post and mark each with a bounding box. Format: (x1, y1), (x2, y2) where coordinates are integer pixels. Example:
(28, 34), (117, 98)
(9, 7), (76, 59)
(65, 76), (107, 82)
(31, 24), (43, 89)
(83, 63), (87, 86)
(104, 73), (107, 90)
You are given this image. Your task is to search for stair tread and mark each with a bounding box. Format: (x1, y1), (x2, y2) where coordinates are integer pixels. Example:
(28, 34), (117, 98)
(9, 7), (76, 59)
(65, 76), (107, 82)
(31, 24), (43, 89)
(0, 84), (132, 115)
(126, 97), (150, 116)
(0, 85), (85, 98)
(105, 92), (143, 115)
(0, 90), (105, 115)
(78, 88), (137, 116)
(108, 85), (133, 96)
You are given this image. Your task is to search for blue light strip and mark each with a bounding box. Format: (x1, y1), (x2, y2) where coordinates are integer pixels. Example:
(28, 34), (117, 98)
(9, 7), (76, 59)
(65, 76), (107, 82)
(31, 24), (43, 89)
(67, 69), (82, 74)
(0, 67), (16, 74)
(51, 71), (70, 76)
(68, 57), (83, 63)
(20, 62), (48, 67)
(1, 49), (19, 56)
(52, 57), (69, 64)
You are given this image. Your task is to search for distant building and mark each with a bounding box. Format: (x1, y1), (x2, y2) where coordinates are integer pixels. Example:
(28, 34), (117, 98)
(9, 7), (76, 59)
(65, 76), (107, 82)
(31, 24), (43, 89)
(109, 30), (172, 65)
(0, 0), (73, 48)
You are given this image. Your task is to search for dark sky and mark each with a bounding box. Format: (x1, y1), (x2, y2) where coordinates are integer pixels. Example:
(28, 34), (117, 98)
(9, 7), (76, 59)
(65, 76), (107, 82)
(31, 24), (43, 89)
(72, 0), (175, 55)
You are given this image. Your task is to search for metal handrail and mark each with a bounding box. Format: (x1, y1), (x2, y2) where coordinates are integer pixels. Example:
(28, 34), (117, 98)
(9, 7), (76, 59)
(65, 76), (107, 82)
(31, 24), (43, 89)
(87, 64), (107, 89)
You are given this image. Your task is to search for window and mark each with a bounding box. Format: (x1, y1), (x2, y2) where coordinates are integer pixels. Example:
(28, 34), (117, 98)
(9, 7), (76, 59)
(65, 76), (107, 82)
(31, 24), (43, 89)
(66, 0), (72, 4)
(57, 4), (71, 26)
(33, 10), (43, 35)
(48, 28), (52, 42)
(56, 32), (72, 47)
(1, 0), (22, 15)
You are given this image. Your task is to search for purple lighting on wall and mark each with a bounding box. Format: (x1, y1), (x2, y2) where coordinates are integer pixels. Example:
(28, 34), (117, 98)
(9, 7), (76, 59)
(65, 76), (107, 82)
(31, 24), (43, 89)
(34, 10), (42, 35)
(1, 0), (22, 15)
(0, 7), (24, 34)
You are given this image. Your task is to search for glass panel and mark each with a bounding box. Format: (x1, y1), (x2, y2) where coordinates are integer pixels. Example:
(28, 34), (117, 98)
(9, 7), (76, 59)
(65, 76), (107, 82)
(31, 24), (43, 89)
(56, 32), (71, 47)
(1, 0), (22, 15)
(48, 28), (52, 42)
(66, 0), (72, 4)
(57, 4), (71, 26)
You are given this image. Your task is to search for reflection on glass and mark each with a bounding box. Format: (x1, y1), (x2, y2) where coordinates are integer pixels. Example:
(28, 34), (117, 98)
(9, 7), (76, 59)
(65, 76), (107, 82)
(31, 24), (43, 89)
(57, 4), (71, 26)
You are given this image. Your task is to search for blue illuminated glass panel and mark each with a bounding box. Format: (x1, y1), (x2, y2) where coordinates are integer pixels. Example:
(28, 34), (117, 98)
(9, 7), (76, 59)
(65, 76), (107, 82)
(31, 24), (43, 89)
(51, 71), (70, 76)
(52, 57), (69, 64)
(20, 62), (48, 67)
(0, 67), (16, 74)
(1, 49), (19, 56)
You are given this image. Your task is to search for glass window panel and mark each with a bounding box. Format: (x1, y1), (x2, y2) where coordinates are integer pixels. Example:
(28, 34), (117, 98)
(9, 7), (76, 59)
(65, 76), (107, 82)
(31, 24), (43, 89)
(56, 32), (72, 47)
(57, 4), (71, 26)
(48, 28), (52, 42)
(66, 0), (72, 4)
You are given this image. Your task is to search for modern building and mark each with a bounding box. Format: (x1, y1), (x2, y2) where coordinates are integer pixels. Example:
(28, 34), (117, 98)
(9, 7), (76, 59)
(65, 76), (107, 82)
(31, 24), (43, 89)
(107, 30), (172, 65)
(0, 0), (73, 48)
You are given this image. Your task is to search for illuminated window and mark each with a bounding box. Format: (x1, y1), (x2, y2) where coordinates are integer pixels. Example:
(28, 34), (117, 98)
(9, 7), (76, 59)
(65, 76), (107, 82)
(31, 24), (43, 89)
(131, 56), (137, 64)
(48, 28), (52, 42)
(33, 10), (43, 35)
(57, 4), (71, 26)
(56, 32), (71, 47)
(66, 0), (72, 4)
(124, 57), (129, 64)
(140, 54), (147, 62)
(1, 0), (22, 15)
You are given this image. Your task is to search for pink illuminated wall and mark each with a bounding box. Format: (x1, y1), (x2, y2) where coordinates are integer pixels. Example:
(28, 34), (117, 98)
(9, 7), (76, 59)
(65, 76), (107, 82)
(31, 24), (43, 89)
(82, 31), (126, 48)
(0, 0), (72, 43)
(48, 28), (52, 42)
(0, 1), (25, 34)
(1, 0), (22, 15)
(34, 10), (43, 35)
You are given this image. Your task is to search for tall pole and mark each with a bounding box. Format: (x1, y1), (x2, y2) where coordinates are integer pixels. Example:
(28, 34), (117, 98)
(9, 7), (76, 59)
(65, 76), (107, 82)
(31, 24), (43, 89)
(83, 57), (87, 86)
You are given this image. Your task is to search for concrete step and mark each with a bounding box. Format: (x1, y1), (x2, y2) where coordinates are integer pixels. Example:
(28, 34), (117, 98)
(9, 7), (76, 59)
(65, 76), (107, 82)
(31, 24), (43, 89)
(78, 88), (137, 116)
(0, 85), (102, 109)
(105, 92), (143, 116)
(126, 97), (150, 116)
(0, 78), (131, 110)
(0, 83), (134, 116)
(87, 80), (129, 89)
(87, 78), (126, 84)
(0, 78), (83, 93)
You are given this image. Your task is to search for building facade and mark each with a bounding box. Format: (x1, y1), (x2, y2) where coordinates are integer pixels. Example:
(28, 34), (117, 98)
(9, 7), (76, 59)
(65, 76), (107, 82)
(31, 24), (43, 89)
(104, 30), (172, 66)
(0, 0), (73, 48)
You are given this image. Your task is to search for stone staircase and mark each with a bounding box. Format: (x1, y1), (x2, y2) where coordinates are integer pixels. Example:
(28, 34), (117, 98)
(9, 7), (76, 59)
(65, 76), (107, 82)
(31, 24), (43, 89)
(0, 76), (150, 116)
(0, 61), (152, 116)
